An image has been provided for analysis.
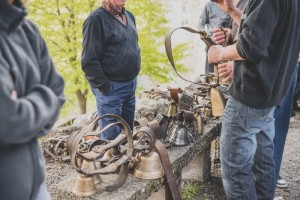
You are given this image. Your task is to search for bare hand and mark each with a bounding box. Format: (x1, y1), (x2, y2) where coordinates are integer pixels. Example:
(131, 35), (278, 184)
(218, 62), (233, 83)
(10, 90), (17, 101)
(212, 27), (232, 46)
(208, 45), (224, 64)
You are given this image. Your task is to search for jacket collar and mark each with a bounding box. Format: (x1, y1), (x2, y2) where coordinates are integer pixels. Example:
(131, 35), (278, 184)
(0, 0), (27, 32)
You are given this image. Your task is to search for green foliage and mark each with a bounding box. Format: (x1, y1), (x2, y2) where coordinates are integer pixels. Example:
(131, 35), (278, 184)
(182, 183), (200, 200)
(127, 0), (188, 84)
(28, 0), (188, 116)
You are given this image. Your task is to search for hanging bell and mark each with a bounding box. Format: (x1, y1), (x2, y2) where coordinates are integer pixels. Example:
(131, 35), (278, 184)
(72, 174), (97, 197)
(167, 101), (178, 116)
(133, 152), (164, 180)
(173, 125), (189, 146)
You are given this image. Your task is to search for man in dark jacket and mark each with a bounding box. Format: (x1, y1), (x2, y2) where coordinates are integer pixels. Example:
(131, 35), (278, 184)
(0, 0), (65, 199)
(208, 0), (300, 199)
(81, 0), (141, 140)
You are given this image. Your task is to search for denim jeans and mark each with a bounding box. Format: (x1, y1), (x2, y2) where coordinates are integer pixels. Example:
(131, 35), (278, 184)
(35, 183), (51, 200)
(273, 64), (298, 188)
(221, 96), (275, 200)
(91, 78), (136, 140)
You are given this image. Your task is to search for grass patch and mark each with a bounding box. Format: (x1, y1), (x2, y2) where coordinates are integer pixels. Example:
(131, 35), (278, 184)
(182, 183), (200, 200)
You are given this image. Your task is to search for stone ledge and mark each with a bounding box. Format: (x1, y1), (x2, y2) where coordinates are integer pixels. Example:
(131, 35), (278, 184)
(54, 120), (221, 200)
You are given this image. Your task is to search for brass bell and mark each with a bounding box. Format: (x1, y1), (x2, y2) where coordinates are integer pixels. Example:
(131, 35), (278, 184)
(167, 101), (178, 116)
(133, 152), (164, 180)
(173, 126), (189, 146)
(72, 174), (96, 197)
(81, 159), (102, 184)
(194, 112), (204, 135)
(210, 87), (226, 117)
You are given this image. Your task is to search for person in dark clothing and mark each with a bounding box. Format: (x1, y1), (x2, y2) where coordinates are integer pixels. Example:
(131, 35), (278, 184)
(81, 0), (141, 140)
(197, 1), (229, 74)
(292, 55), (300, 115)
(0, 0), (65, 199)
(212, 0), (299, 195)
(208, 0), (300, 199)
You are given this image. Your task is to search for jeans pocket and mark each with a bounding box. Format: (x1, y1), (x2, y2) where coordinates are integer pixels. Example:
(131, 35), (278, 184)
(248, 107), (274, 121)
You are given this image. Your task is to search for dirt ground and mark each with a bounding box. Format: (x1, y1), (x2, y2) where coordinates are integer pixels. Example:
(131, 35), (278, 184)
(193, 111), (300, 200)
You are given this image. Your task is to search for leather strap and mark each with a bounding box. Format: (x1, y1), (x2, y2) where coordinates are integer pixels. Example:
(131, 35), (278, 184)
(154, 140), (182, 200)
(165, 27), (214, 86)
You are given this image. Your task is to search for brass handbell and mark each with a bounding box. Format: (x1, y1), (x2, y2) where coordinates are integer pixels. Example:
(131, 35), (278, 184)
(133, 151), (164, 180)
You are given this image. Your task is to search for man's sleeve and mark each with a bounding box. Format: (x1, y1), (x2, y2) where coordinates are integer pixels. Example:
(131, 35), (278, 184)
(81, 14), (110, 93)
(236, 0), (280, 62)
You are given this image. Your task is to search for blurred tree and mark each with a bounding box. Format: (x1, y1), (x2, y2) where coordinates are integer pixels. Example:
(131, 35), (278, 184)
(28, 0), (187, 115)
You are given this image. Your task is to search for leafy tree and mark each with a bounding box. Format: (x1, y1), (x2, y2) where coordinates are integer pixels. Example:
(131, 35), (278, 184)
(28, 0), (187, 116)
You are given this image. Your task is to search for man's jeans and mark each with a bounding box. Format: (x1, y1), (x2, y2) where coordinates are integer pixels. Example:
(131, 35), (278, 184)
(91, 78), (136, 140)
(221, 96), (275, 200)
(273, 64), (298, 188)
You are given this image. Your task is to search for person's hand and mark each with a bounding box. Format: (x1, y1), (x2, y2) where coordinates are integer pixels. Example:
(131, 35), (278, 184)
(217, 0), (236, 13)
(208, 45), (224, 64)
(218, 62), (233, 83)
(10, 90), (17, 101)
(212, 27), (232, 46)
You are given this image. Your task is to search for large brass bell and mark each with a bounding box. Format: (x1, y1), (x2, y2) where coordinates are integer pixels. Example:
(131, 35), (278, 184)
(72, 159), (101, 196)
(133, 151), (164, 180)
(72, 174), (96, 197)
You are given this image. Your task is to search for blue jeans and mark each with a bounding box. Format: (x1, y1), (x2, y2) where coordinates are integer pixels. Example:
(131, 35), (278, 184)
(91, 78), (136, 140)
(273, 64), (298, 188)
(35, 183), (51, 200)
(221, 96), (275, 200)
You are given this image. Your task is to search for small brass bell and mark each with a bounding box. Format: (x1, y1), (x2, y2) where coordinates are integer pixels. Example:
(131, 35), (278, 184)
(194, 112), (204, 135)
(167, 101), (178, 116)
(133, 152), (164, 180)
(72, 174), (96, 197)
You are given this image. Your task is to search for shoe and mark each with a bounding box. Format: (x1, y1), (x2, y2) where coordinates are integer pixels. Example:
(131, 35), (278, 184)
(289, 116), (296, 124)
(274, 196), (284, 200)
(277, 176), (288, 188)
